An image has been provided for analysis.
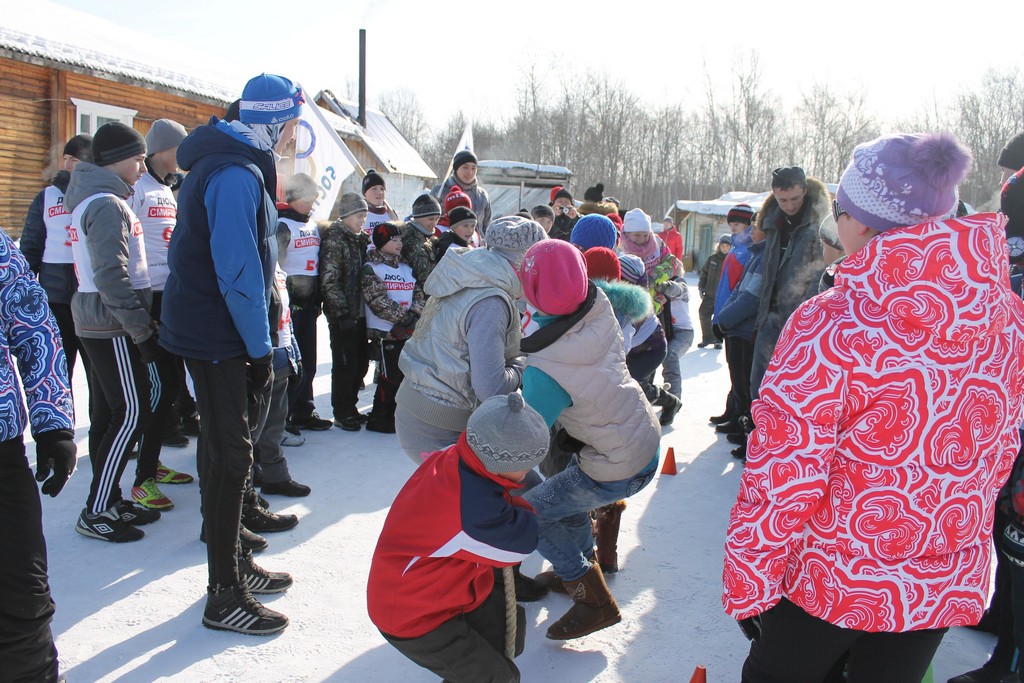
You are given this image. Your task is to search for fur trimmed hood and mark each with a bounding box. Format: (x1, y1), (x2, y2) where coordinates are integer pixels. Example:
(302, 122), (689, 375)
(578, 200), (620, 217)
(594, 278), (654, 324)
(755, 177), (831, 232)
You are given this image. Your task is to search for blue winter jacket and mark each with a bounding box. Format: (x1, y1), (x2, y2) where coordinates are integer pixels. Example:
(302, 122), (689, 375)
(714, 239), (765, 342)
(0, 229), (74, 441)
(713, 227), (752, 318)
(160, 119), (277, 361)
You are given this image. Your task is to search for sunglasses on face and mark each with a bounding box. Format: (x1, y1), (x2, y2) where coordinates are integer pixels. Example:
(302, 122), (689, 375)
(832, 199), (847, 223)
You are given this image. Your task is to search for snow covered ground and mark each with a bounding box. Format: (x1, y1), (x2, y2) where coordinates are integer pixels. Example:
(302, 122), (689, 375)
(42, 276), (999, 682)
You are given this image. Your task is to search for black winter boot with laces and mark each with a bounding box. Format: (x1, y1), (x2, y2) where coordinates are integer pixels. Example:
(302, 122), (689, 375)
(203, 582), (288, 635)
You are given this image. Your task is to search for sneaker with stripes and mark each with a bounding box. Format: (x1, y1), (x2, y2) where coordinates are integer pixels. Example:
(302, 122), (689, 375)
(116, 499), (161, 525)
(76, 506), (144, 543)
(155, 463), (194, 485)
(202, 583), (288, 635)
(131, 478), (174, 510)
(238, 549), (293, 594)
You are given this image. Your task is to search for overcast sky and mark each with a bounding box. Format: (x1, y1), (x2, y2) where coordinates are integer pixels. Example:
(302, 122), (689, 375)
(54, 0), (1024, 129)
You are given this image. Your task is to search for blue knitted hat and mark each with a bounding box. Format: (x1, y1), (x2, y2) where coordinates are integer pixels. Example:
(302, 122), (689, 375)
(570, 214), (618, 251)
(239, 74), (304, 125)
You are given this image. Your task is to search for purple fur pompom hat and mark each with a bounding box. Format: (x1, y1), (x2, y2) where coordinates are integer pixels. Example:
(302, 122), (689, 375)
(836, 132), (973, 232)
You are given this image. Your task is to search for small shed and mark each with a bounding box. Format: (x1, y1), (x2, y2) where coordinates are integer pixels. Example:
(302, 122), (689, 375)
(476, 161), (573, 219)
(0, 0), (243, 236)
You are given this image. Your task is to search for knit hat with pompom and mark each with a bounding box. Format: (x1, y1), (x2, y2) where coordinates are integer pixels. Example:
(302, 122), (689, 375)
(836, 132), (972, 232)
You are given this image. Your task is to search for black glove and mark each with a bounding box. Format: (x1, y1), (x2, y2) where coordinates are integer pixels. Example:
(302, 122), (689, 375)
(389, 322), (412, 341)
(137, 334), (161, 364)
(712, 323), (724, 340)
(246, 352), (274, 399)
(737, 614), (763, 641)
(287, 359), (303, 391)
(35, 429), (77, 497)
(401, 310), (419, 328)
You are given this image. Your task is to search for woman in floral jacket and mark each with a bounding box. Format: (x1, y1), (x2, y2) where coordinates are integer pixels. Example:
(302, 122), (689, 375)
(723, 132), (1024, 683)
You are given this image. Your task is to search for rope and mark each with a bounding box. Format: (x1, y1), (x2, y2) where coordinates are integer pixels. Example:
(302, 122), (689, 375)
(502, 565), (516, 659)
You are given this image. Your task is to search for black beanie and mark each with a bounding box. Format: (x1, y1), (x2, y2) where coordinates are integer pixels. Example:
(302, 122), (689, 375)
(92, 122), (146, 167)
(999, 131), (1024, 172)
(583, 183), (605, 203)
(453, 150), (478, 174)
(371, 221), (402, 251)
(411, 193), (441, 218)
(362, 169), (385, 195)
(63, 134), (93, 163)
(448, 206), (477, 229)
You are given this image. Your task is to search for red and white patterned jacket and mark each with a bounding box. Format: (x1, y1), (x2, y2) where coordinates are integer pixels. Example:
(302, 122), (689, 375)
(723, 213), (1024, 632)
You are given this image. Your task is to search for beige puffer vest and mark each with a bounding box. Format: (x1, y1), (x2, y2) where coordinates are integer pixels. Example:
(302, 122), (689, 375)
(526, 289), (661, 481)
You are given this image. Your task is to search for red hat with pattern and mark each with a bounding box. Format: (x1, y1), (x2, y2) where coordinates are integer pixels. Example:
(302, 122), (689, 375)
(444, 185), (472, 215)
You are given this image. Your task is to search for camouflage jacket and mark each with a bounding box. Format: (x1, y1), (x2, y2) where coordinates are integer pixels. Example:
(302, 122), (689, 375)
(319, 220), (368, 323)
(360, 249), (426, 341)
(400, 221), (437, 285)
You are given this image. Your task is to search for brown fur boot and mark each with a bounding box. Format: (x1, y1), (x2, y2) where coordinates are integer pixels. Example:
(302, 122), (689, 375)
(594, 500), (627, 574)
(545, 564), (621, 640)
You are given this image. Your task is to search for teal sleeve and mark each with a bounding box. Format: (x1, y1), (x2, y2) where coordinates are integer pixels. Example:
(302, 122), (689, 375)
(522, 366), (572, 428)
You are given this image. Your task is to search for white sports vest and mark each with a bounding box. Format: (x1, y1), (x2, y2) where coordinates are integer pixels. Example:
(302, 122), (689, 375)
(275, 266), (293, 350)
(129, 173), (176, 290)
(278, 216), (320, 276)
(364, 260), (415, 333)
(70, 193), (149, 294)
(41, 185), (75, 263)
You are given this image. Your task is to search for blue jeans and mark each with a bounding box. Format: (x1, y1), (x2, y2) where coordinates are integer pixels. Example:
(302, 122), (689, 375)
(524, 455), (657, 581)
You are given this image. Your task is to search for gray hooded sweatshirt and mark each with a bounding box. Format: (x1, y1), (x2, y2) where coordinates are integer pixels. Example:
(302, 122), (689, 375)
(64, 163), (154, 342)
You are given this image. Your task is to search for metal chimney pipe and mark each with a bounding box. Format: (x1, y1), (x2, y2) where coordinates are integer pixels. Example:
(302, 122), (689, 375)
(358, 29), (367, 128)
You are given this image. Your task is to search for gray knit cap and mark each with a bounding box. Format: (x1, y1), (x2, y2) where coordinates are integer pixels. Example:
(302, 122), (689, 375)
(466, 393), (550, 474)
(485, 215), (548, 268)
(146, 119), (188, 155)
(337, 192), (368, 219)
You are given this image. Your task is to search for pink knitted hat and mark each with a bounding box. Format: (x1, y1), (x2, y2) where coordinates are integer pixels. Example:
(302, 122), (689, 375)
(518, 240), (589, 316)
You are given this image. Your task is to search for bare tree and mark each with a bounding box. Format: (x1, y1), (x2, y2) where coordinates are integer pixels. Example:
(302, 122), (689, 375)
(378, 88), (429, 150)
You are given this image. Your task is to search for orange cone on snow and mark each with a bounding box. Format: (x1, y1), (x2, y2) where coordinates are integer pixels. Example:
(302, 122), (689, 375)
(689, 664), (707, 683)
(660, 447), (677, 476)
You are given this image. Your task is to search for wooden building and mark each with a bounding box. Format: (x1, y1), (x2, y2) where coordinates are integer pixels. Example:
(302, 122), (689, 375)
(0, 2), (239, 237)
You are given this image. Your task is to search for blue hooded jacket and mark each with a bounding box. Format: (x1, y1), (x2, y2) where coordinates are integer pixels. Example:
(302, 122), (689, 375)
(160, 119), (277, 361)
(714, 239), (765, 342)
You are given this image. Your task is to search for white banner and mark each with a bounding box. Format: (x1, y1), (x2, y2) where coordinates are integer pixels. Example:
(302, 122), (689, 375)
(455, 118), (473, 157)
(293, 96), (360, 221)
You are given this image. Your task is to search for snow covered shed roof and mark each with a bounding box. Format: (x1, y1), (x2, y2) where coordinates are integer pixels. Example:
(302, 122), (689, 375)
(478, 160), (573, 180)
(0, 0), (243, 105)
(318, 90), (436, 180)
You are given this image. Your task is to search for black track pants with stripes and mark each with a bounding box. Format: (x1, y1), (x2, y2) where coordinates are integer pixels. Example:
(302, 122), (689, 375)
(80, 336), (153, 516)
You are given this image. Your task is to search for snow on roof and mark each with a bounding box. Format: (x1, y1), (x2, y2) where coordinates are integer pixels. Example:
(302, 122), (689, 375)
(0, 0), (246, 104)
(318, 90), (436, 180)
(315, 104), (360, 138)
(478, 160), (573, 177)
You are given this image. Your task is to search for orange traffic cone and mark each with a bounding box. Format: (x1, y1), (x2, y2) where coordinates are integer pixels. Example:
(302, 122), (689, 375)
(660, 447), (677, 475)
(689, 664), (707, 683)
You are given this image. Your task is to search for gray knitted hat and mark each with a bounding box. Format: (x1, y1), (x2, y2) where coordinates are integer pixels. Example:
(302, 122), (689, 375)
(146, 119), (188, 155)
(485, 215), (548, 268)
(338, 192), (368, 219)
(411, 192), (441, 218)
(466, 393), (549, 474)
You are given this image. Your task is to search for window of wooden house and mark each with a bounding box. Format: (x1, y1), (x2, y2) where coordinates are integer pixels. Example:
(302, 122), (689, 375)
(71, 98), (137, 135)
